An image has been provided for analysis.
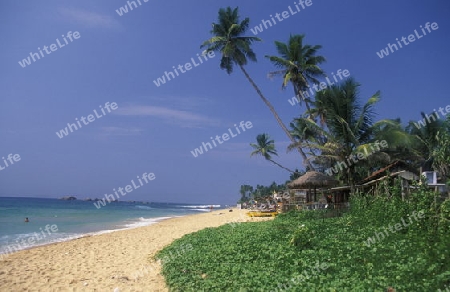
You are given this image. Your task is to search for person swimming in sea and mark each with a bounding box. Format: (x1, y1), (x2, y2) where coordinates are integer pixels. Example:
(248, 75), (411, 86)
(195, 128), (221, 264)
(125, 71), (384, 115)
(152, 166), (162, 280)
(25, 217), (29, 222)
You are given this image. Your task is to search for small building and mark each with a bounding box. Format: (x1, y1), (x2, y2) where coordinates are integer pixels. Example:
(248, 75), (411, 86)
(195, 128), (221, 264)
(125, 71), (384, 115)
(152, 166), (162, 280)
(421, 171), (449, 200)
(284, 171), (339, 212)
(358, 160), (419, 199)
(421, 171), (447, 192)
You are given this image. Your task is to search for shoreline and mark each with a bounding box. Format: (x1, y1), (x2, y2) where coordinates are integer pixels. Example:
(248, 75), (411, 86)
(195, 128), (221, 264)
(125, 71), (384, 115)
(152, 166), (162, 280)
(0, 215), (178, 257)
(0, 208), (272, 291)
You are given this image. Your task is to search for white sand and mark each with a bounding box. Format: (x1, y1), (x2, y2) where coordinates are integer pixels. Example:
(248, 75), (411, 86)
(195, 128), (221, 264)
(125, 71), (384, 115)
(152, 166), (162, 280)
(0, 209), (272, 291)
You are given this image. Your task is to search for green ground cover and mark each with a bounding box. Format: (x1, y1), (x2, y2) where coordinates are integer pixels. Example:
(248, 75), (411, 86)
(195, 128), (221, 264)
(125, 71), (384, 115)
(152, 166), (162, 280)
(155, 185), (450, 291)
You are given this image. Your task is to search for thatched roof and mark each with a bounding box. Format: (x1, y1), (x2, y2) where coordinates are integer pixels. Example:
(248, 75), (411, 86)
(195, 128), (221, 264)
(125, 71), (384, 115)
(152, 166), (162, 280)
(288, 171), (338, 189)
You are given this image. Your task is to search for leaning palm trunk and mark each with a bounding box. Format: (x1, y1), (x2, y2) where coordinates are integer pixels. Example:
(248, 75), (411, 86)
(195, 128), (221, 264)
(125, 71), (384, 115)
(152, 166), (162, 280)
(269, 159), (295, 173)
(294, 83), (312, 114)
(238, 64), (315, 170)
(293, 84), (316, 162)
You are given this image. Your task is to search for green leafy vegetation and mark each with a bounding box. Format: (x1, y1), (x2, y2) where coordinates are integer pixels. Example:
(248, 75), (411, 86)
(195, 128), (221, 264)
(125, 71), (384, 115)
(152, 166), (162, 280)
(156, 185), (450, 291)
(179, 5), (450, 291)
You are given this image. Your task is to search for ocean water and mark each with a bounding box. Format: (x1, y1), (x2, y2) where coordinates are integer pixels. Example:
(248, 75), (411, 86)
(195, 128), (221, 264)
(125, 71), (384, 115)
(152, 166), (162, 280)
(0, 197), (222, 255)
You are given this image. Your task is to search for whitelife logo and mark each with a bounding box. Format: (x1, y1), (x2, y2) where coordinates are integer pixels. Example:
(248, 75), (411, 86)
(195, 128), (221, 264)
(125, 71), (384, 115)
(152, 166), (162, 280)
(250, 0), (313, 35)
(115, 0), (150, 16)
(93, 172), (155, 209)
(190, 121), (253, 158)
(325, 140), (388, 176)
(376, 22), (439, 59)
(413, 104), (450, 129)
(364, 210), (425, 247)
(0, 224), (58, 261)
(287, 69), (350, 106)
(0, 153), (21, 171)
(18, 31), (81, 68)
(153, 50), (216, 87)
(56, 102), (118, 139)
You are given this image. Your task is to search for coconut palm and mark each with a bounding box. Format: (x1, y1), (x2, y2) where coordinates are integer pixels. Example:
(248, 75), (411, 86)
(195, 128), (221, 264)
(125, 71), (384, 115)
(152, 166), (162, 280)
(308, 88), (331, 127)
(371, 118), (419, 164)
(407, 113), (445, 169)
(239, 184), (253, 203)
(201, 7), (314, 170)
(250, 134), (294, 173)
(288, 78), (396, 185)
(407, 114), (450, 177)
(290, 116), (326, 157)
(266, 34), (326, 112)
(432, 130), (450, 179)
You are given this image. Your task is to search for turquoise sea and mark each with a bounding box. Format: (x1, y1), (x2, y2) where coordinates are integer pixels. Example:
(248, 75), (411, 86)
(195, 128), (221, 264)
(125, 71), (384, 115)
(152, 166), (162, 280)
(0, 197), (222, 255)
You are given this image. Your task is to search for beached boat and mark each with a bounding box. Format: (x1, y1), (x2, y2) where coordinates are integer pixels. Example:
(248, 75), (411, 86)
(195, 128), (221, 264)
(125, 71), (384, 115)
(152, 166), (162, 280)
(246, 210), (278, 217)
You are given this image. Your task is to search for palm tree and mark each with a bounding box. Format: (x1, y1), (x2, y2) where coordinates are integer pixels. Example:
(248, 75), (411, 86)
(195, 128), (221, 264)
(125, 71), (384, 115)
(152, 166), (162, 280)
(407, 113), (450, 177)
(239, 184), (253, 203)
(201, 7), (314, 170)
(371, 118), (419, 164)
(290, 116), (326, 160)
(250, 134), (294, 173)
(266, 34), (326, 112)
(308, 88), (331, 127)
(308, 92), (414, 169)
(432, 129), (450, 179)
(288, 78), (397, 185)
(407, 112), (445, 170)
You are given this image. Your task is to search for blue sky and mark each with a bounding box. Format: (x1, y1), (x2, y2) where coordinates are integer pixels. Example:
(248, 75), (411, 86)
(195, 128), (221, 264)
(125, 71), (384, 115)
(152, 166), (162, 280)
(0, 0), (449, 205)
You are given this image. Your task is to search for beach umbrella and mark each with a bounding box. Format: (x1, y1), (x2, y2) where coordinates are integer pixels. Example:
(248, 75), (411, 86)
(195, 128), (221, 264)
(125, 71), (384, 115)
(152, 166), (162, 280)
(287, 171), (338, 202)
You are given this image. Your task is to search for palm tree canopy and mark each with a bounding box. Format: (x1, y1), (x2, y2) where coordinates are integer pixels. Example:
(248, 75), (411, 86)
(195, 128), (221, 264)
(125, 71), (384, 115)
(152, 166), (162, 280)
(200, 7), (261, 74)
(407, 113), (450, 170)
(200, 7), (316, 170)
(287, 78), (395, 184)
(250, 134), (277, 160)
(290, 78), (381, 152)
(314, 78), (379, 148)
(266, 34), (326, 91)
(250, 134), (296, 173)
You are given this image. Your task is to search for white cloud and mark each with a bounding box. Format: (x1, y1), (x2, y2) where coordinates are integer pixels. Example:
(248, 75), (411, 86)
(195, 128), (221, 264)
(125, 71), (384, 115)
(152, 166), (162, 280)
(114, 105), (219, 128)
(100, 126), (144, 136)
(146, 95), (215, 111)
(58, 7), (122, 29)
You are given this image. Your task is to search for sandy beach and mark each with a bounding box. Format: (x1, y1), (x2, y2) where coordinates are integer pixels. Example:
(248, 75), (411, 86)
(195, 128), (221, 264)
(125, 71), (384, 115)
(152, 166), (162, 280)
(0, 208), (272, 292)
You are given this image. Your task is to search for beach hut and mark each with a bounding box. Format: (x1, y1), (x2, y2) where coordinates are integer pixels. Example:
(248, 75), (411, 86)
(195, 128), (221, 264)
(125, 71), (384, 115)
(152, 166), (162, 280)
(287, 171), (338, 205)
(359, 160), (419, 200)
